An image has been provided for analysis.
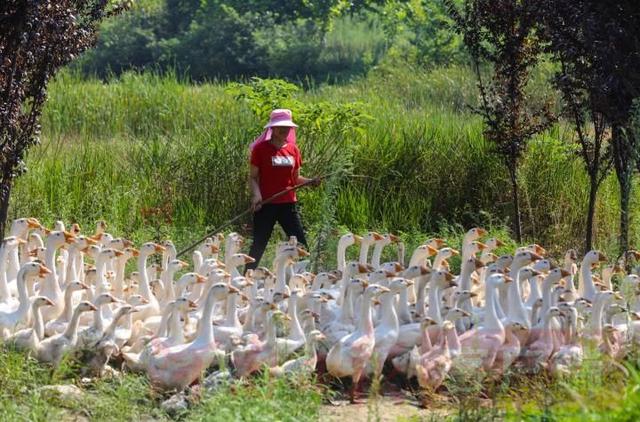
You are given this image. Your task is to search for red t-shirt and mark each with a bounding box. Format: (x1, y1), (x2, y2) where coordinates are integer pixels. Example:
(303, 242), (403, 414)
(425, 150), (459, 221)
(250, 141), (302, 204)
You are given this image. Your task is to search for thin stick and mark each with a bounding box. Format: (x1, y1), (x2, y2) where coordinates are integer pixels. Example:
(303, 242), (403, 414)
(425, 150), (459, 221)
(176, 172), (338, 258)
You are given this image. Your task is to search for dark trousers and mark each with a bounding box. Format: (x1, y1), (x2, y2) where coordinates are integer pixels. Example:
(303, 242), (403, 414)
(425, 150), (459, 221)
(246, 202), (308, 271)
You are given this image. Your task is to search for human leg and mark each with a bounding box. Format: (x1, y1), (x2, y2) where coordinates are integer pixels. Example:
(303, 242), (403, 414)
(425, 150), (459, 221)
(246, 205), (278, 271)
(276, 203), (309, 250)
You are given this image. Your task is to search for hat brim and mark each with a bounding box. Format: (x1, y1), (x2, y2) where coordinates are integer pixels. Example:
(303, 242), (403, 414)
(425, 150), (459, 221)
(265, 120), (298, 128)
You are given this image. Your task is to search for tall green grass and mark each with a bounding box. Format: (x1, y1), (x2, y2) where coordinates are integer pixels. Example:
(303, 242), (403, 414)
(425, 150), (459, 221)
(10, 65), (640, 260)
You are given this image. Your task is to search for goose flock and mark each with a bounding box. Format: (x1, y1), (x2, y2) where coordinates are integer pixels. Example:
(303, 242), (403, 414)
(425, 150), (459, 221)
(1, 218), (640, 402)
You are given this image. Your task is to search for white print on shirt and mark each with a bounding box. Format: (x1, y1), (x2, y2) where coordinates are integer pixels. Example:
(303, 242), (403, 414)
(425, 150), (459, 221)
(271, 156), (295, 167)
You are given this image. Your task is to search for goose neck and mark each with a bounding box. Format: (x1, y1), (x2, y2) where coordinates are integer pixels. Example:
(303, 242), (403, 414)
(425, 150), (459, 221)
(63, 306), (84, 340)
(0, 245), (10, 301)
(357, 295), (375, 335)
(195, 287), (217, 345)
(379, 293), (399, 330)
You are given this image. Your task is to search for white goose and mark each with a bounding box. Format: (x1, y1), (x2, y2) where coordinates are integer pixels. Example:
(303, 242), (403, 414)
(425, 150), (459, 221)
(0, 262), (51, 336)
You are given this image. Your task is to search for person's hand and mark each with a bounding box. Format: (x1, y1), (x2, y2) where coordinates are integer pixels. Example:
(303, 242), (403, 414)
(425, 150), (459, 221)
(251, 194), (263, 212)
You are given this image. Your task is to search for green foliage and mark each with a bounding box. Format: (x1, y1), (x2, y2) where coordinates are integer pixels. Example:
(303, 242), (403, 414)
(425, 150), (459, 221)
(76, 1), (463, 82)
(188, 373), (323, 421)
(12, 66), (640, 258)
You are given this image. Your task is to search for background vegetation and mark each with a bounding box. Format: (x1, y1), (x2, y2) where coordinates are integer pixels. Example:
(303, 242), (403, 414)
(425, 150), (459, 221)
(3, 0), (640, 419)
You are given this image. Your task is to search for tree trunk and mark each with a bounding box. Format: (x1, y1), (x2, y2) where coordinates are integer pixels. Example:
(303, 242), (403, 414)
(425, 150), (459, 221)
(612, 125), (634, 254)
(508, 166), (522, 243)
(619, 176), (631, 254)
(585, 172), (598, 252)
(0, 176), (12, 238)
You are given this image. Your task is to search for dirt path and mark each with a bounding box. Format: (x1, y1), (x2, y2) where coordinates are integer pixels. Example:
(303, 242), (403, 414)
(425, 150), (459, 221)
(320, 395), (451, 422)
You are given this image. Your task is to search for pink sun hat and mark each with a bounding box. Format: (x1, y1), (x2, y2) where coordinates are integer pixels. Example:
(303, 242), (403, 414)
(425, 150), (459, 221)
(250, 109), (298, 150)
(264, 109), (298, 128)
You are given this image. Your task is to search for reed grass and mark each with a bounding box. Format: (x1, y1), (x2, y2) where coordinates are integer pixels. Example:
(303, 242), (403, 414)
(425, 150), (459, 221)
(9, 65), (640, 260)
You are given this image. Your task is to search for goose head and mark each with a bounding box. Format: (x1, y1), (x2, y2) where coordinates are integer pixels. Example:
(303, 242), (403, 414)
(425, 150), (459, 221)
(344, 261), (371, 278)
(99, 248), (124, 262)
(513, 250), (543, 269)
(33, 296), (56, 309)
(21, 261), (52, 279)
(368, 269), (396, 284)
(210, 282), (240, 301)
(480, 253), (498, 265)
(485, 238), (505, 251)
(435, 247), (460, 262)
(389, 277), (413, 292)
(426, 238), (446, 250)
(430, 270), (457, 289)
(519, 267), (541, 280)
(77, 301), (99, 313)
(139, 242), (165, 258)
(11, 217), (43, 238)
(413, 244), (439, 260)
(127, 294), (149, 307)
(46, 230), (76, 249)
(338, 232), (363, 249)
(67, 280), (90, 293)
(3, 236), (27, 252)
(109, 238), (134, 251)
(583, 250), (607, 267)
(400, 265), (431, 279)
(174, 297), (198, 312)
(453, 290), (477, 304)
(94, 293), (122, 307)
(533, 259), (554, 274)
(177, 272), (207, 288)
(445, 307), (471, 322)
(27, 232), (45, 249)
(464, 227), (487, 244)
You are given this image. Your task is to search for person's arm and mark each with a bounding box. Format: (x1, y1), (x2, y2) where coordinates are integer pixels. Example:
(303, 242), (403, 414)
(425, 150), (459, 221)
(295, 169), (321, 186)
(249, 164), (262, 211)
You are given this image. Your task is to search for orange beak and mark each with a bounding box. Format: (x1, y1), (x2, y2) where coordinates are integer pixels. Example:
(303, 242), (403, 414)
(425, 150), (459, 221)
(426, 245), (438, 256)
(477, 228), (488, 236)
(27, 218), (42, 229)
(154, 244), (166, 253)
(130, 248), (140, 257)
(85, 237), (98, 246)
(296, 247), (310, 257)
(560, 269), (571, 277)
(38, 264), (52, 277)
(196, 274), (207, 284)
(63, 231), (76, 243)
(114, 250), (124, 257)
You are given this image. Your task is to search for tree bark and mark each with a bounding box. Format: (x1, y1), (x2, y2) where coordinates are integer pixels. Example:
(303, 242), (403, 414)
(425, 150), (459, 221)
(0, 176), (12, 238)
(508, 165), (522, 243)
(585, 171), (598, 252)
(612, 125), (634, 254)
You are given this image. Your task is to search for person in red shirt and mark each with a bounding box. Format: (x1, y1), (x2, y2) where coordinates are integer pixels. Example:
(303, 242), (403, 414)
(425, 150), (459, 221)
(245, 109), (319, 271)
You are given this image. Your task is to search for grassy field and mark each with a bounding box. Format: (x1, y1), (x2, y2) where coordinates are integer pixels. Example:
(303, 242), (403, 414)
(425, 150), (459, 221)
(1, 337), (640, 420)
